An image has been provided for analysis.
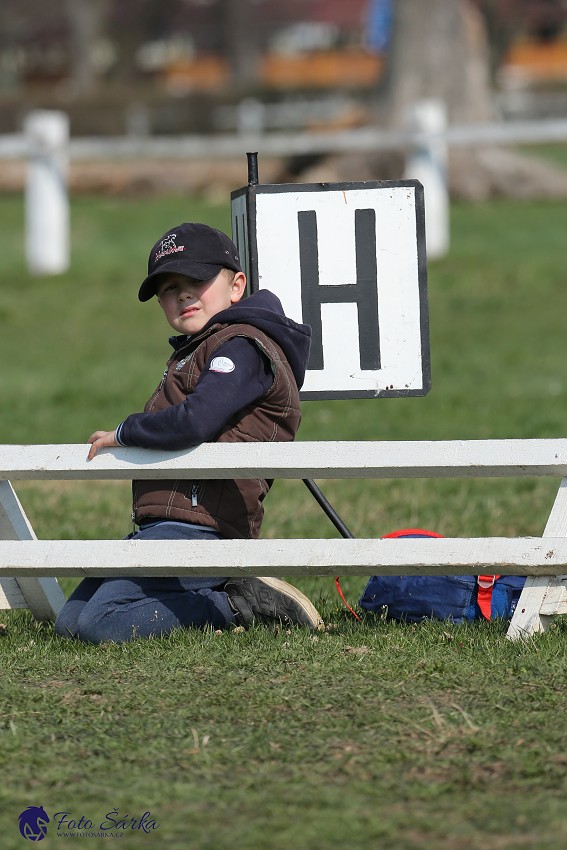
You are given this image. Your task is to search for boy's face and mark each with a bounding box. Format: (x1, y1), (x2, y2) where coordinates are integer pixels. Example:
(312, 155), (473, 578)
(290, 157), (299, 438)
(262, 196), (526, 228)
(156, 269), (246, 335)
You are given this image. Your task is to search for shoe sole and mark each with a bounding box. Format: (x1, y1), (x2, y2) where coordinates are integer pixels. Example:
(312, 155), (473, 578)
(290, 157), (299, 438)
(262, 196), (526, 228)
(255, 577), (324, 629)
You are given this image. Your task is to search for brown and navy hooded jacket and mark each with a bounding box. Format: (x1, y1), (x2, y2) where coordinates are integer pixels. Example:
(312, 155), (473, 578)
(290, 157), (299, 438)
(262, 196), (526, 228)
(116, 289), (311, 539)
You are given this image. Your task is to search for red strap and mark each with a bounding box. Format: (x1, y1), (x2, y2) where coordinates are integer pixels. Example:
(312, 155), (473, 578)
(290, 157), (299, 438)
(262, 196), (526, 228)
(382, 528), (444, 539)
(476, 575), (501, 620)
(334, 529), (444, 621)
(334, 576), (362, 621)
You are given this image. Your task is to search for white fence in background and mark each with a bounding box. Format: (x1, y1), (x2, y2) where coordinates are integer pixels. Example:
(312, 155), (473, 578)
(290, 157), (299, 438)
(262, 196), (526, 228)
(23, 110), (69, 276)
(3, 108), (567, 270)
(3, 115), (567, 160)
(0, 440), (566, 640)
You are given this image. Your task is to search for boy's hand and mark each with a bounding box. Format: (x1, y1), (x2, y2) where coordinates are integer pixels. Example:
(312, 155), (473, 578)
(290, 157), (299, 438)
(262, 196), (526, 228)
(87, 430), (119, 461)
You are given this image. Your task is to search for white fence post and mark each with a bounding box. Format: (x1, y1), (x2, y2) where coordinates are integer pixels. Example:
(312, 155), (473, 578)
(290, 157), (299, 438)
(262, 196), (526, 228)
(24, 110), (70, 276)
(404, 99), (449, 260)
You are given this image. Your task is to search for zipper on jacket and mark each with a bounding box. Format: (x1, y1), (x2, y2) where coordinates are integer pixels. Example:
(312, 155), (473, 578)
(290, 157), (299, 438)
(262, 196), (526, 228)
(191, 483), (199, 507)
(131, 481), (138, 531)
(146, 367), (169, 411)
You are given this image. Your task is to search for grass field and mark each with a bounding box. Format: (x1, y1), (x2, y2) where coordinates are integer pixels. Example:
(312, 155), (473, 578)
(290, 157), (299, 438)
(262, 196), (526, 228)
(0, 192), (566, 849)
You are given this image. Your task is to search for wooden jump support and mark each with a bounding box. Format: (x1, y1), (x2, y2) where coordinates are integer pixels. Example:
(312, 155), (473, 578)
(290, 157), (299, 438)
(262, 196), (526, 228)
(1, 440), (566, 640)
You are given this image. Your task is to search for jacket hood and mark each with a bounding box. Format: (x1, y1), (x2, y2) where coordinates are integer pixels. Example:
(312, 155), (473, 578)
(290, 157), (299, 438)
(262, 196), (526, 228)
(171, 289), (312, 389)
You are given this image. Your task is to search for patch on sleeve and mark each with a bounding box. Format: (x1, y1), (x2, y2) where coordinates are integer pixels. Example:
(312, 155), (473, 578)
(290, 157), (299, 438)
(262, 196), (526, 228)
(209, 356), (236, 373)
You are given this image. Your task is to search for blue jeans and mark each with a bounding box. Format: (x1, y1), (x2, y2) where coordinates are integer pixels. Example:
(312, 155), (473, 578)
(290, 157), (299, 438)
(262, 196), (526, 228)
(54, 522), (236, 644)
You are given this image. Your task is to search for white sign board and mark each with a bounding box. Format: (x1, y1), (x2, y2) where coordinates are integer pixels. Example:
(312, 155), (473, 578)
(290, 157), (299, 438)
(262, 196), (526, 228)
(231, 180), (430, 400)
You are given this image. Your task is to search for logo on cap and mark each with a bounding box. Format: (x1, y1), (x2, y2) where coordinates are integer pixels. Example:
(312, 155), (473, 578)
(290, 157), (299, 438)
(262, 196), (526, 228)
(155, 234), (185, 263)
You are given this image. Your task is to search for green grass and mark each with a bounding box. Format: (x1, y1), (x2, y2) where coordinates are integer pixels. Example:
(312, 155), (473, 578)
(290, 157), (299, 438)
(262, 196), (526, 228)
(1, 193), (567, 849)
(519, 142), (567, 171)
(1, 613), (566, 850)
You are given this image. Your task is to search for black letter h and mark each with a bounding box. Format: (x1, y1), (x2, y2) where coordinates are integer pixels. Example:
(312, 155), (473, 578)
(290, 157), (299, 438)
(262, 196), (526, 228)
(298, 208), (381, 371)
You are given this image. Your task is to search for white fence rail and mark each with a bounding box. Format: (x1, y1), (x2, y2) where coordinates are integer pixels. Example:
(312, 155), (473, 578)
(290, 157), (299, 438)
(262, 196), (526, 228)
(0, 440), (566, 639)
(6, 109), (567, 271)
(2, 439), (567, 480)
(3, 119), (567, 160)
(1, 537), (567, 578)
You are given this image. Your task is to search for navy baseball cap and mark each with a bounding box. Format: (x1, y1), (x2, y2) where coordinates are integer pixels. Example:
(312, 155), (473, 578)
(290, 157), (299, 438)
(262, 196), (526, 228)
(138, 222), (242, 302)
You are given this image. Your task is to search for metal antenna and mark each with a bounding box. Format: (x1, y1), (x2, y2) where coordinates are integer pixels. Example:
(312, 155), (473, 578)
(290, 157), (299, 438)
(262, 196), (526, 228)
(247, 152), (259, 186)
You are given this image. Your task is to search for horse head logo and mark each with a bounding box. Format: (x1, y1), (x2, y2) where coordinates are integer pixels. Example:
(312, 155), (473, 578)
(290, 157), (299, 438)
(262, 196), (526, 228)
(159, 234), (178, 253)
(154, 232), (182, 263)
(18, 806), (49, 841)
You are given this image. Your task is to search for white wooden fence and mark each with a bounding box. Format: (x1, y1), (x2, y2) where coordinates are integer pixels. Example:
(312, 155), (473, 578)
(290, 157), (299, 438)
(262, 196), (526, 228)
(4, 116), (567, 161)
(1, 440), (566, 640)
(5, 109), (567, 272)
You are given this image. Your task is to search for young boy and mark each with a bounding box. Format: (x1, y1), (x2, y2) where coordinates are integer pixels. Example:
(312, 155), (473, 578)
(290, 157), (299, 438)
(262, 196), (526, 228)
(54, 222), (322, 643)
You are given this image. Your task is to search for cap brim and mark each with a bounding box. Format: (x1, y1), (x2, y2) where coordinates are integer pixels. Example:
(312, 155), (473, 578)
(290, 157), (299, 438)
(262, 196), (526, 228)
(138, 260), (226, 302)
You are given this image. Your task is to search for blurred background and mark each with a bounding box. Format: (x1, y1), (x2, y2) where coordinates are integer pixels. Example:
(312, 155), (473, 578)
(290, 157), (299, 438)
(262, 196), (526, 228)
(2, 0), (567, 199)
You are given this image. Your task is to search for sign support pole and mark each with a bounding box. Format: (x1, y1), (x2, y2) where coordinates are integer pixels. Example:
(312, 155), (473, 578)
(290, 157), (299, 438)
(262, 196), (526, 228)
(246, 152), (259, 292)
(302, 478), (354, 539)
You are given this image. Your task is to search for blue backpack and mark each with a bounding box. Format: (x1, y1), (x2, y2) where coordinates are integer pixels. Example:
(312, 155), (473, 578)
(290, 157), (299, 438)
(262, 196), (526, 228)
(358, 529), (526, 623)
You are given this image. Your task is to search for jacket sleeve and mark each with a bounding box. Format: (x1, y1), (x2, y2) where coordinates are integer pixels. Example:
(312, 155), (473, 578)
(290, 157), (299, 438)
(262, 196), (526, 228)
(116, 337), (274, 450)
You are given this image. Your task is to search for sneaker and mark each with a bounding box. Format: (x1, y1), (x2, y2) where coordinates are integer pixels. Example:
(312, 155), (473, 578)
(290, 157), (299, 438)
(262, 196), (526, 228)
(225, 577), (323, 629)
